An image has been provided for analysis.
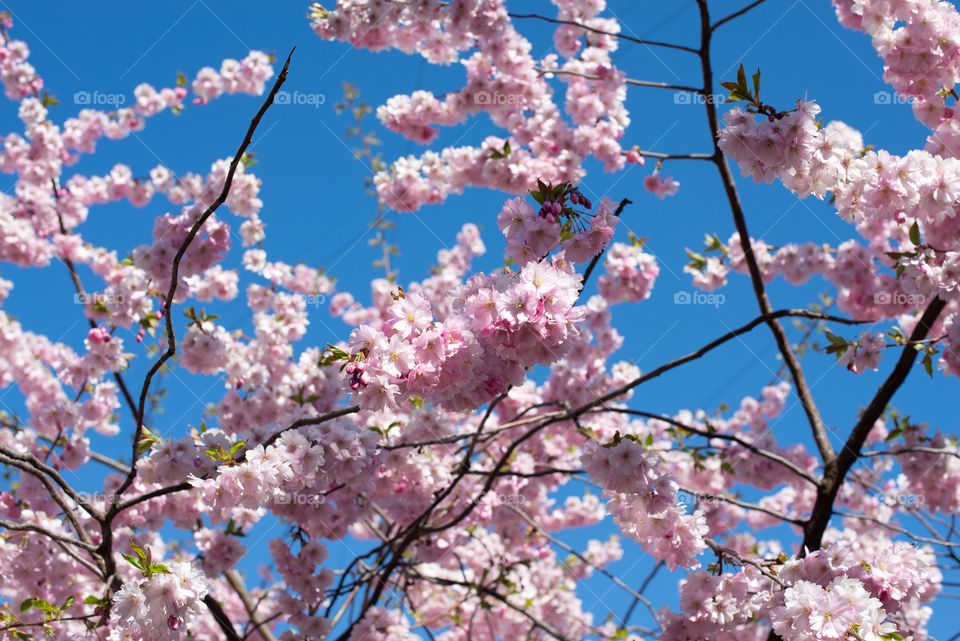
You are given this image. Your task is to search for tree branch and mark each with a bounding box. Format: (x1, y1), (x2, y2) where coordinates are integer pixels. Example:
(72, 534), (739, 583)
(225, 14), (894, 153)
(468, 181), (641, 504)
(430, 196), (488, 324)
(801, 296), (947, 553)
(535, 67), (703, 94)
(113, 47), (295, 505)
(694, 0), (834, 464)
(225, 569), (279, 641)
(509, 12), (699, 53)
(711, 0), (772, 31)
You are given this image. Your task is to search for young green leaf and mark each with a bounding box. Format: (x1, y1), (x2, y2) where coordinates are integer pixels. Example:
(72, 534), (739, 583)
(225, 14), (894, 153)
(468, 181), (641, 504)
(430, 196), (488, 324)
(909, 221), (920, 246)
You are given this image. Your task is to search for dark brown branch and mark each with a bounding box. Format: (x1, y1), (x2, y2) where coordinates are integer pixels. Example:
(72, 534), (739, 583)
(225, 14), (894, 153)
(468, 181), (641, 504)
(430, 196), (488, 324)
(80, 47), (296, 602)
(113, 47), (295, 505)
(509, 12), (699, 53)
(801, 296), (947, 553)
(712, 0), (772, 31)
(116, 481), (192, 512)
(580, 198), (631, 295)
(621, 561), (663, 626)
(51, 178), (140, 424)
(203, 594), (243, 641)
(861, 446), (960, 460)
(593, 407), (819, 485)
(0, 518), (98, 551)
(694, 0), (834, 463)
(569, 308), (865, 417)
(261, 404), (361, 449)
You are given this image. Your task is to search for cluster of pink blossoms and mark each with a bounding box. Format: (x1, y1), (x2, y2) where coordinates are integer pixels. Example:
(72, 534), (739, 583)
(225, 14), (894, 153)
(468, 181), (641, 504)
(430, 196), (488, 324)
(896, 423), (960, 513)
(349, 607), (418, 641)
(334, 194), (627, 412)
(346, 257), (584, 412)
(643, 173), (680, 199)
(597, 241), (659, 303)
(684, 231), (960, 373)
(110, 561), (209, 640)
(497, 194), (618, 264)
(582, 437), (708, 570)
(716, 2), (960, 384)
(773, 577), (893, 641)
(310, 0), (632, 211)
(837, 331), (887, 373)
(0, 38), (41, 99)
(658, 533), (941, 640)
(190, 51), (274, 103)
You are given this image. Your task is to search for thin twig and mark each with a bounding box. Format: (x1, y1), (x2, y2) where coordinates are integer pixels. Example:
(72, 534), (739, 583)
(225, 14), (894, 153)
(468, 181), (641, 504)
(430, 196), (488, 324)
(509, 12), (699, 53)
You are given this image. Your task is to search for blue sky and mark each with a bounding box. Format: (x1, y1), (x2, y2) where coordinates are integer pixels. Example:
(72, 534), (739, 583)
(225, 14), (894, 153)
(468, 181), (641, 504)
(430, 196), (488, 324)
(0, 0), (957, 638)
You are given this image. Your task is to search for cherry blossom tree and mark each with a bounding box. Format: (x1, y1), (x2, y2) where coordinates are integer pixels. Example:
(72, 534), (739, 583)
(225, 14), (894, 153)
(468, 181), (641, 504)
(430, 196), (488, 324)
(0, 1), (958, 641)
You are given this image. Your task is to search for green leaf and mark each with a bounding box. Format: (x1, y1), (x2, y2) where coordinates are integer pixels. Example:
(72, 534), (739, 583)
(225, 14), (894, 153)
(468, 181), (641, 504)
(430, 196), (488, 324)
(34, 600), (57, 615)
(736, 63), (747, 93)
(130, 540), (146, 560)
(61, 595), (74, 611)
(644, 433), (654, 446)
(20, 597), (36, 613)
(824, 331), (847, 346)
(176, 71), (187, 88)
(909, 221), (920, 246)
(685, 249), (707, 270)
(121, 552), (142, 570)
(752, 69), (761, 99)
(229, 441), (246, 456)
(704, 233), (724, 253)
(922, 351), (934, 377)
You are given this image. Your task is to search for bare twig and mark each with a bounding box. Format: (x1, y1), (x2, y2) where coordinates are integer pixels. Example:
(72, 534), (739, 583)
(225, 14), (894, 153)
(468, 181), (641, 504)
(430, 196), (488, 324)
(509, 12), (699, 53)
